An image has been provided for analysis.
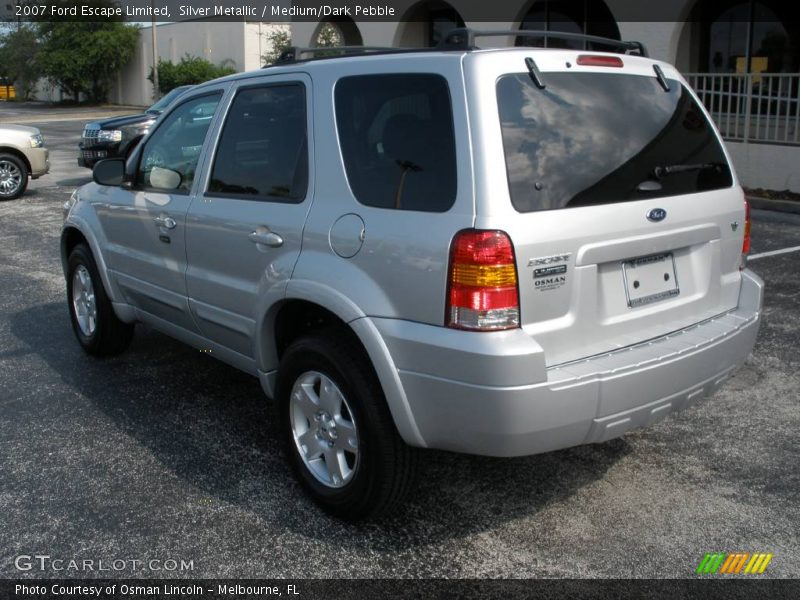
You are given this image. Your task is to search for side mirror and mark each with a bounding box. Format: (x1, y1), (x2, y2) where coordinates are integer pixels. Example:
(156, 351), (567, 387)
(93, 158), (126, 186)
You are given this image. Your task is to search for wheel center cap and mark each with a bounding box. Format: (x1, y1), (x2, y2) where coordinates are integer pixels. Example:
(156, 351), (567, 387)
(315, 410), (338, 443)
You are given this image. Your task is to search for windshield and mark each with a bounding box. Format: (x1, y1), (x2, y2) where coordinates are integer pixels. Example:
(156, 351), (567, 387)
(147, 86), (192, 114)
(496, 72), (733, 212)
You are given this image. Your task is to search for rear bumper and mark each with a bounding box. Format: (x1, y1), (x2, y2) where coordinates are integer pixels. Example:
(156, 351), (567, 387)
(373, 270), (763, 457)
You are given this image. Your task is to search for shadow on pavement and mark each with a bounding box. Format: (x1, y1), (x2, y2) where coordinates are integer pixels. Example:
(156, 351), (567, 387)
(56, 176), (93, 187)
(10, 301), (630, 551)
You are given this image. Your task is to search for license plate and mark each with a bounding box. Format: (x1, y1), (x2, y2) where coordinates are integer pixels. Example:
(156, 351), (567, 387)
(622, 253), (679, 307)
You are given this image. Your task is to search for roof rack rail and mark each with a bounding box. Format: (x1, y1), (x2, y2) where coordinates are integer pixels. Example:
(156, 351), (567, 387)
(271, 45), (406, 65)
(439, 28), (648, 57)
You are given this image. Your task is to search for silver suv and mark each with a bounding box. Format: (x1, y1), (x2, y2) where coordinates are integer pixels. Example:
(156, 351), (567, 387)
(61, 30), (763, 520)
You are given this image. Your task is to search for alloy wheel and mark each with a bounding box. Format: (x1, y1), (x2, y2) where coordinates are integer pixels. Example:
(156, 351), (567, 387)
(71, 265), (97, 337)
(0, 159), (23, 197)
(289, 370), (360, 488)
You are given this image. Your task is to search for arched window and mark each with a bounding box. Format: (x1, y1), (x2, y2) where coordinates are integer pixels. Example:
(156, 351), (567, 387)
(693, 0), (799, 73)
(428, 3), (465, 47)
(516, 0), (620, 49)
(396, 1), (465, 48)
(311, 18), (364, 48)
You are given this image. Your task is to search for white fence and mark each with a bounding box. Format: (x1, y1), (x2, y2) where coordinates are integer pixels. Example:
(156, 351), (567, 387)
(684, 73), (800, 146)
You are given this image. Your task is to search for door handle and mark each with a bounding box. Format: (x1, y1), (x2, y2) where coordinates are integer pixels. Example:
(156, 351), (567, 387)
(154, 215), (177, 230)
(248, 230), (284, 248)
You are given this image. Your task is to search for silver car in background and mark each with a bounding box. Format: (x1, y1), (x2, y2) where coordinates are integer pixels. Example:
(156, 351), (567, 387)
(61, 30), (762, 520)
(0, 124), (49, 199)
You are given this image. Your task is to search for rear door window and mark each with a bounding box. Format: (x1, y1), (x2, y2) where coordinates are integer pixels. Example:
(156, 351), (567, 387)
(496, 72), (733, 212)
(335, 74), (457, 212)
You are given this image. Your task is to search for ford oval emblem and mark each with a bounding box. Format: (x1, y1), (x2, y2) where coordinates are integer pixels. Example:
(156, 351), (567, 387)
(647, 208), (667, 222)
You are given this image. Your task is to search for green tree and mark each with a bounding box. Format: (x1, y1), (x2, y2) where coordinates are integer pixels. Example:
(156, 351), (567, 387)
(310, 22), (346, 59)
(0, 25), (41, 100)
(262, 27), (292, 65)
(148, 55), (237, 94)
(314, 22), (345, 48)
(260, 23), (347, 66)
(37, 15), (139, 103)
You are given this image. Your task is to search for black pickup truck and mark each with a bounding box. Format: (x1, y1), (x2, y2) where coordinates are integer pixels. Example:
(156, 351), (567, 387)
(78, 85), (193, 168)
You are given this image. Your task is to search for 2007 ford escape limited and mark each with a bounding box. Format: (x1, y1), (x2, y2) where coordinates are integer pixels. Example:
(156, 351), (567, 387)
(61, 30), (763, 520)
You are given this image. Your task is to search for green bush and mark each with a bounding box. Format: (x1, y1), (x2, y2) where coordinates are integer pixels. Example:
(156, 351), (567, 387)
(149, 55), (237, 94)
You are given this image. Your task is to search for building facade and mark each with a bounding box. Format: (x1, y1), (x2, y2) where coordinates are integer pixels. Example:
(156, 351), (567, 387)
(112, 20), (283, 107)
(290, 0), (800, 192)
(37, 0), (800, 191)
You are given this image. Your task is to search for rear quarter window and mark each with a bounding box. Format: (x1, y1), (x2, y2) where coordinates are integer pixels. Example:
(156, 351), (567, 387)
(496, 72), (733, 212)
(334, 74), (457, 212)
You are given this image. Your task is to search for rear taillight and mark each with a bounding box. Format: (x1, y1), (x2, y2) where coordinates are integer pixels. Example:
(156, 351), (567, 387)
(741, 199), (751, 269)
(446, 230), (520, 331)
(576, 55), (624, 68)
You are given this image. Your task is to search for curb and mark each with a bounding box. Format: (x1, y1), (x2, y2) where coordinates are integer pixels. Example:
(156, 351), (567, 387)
(747, 196), (800, 215)
(0, 102), (145, 111)
(0, 104), (148, 125)
(0, 113), (140, 124)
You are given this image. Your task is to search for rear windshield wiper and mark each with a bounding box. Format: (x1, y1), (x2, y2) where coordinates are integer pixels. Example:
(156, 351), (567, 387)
(653, 64), (670, 92)
(524, 57), (546, 89)
(653, 162), (723, 178)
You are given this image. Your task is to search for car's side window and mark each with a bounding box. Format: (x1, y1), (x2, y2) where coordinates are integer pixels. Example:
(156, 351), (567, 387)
(137, 92), (222, 193)
(207, 84), (308, 204)
(334, 74), (457, 212)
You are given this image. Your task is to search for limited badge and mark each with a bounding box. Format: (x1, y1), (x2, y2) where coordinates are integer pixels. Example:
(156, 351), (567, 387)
(534, 265), (567, 278)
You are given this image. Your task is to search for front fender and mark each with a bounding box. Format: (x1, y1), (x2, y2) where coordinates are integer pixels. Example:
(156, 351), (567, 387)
(61, 211), (135, 324)
(61, 216), (116, 303)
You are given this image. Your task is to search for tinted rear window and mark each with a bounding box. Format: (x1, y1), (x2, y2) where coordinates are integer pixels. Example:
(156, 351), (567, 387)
(497, 72), (733, 212)
(335, 74), (457, 212)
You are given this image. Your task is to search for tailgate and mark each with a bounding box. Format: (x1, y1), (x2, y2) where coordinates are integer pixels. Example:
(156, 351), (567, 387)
(466, 50), (745, 366)
(505, 190), (744, 366)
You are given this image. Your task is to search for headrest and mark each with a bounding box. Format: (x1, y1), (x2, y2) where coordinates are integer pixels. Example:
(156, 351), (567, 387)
(381, 114), (429, 164)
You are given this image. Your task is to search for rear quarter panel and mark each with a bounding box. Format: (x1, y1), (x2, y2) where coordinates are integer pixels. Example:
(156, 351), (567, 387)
(292, 55), (475, 326)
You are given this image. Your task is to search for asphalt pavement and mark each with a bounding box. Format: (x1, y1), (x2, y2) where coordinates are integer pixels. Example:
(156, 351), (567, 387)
(0, 113), (798, 580)
(0, 103), (142, 125)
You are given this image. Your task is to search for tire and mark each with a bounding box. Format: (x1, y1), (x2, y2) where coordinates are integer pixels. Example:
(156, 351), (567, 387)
(67, 243), (134, 356)
(277, 330), (418, 521)
(0, 153), (28, 200)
